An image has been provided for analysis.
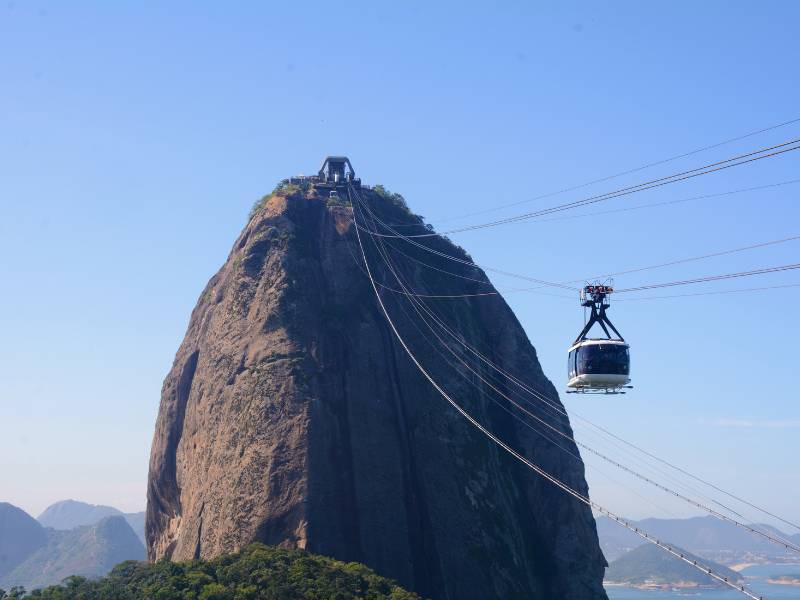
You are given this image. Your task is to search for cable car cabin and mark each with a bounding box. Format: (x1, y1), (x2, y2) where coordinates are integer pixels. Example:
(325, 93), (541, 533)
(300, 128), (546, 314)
(567, 339), (630, 391)
(566, 284), (632, 394)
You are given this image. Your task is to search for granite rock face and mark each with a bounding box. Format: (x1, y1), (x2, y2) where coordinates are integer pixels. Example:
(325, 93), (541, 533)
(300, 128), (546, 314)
(146, 184), (607, 599)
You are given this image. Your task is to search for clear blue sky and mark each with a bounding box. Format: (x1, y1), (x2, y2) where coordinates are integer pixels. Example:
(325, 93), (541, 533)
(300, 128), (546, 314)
(1, 2), (798, 527)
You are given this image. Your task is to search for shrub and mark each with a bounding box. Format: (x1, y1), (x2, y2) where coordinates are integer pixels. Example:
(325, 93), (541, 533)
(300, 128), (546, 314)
(371, 185), (409, 213)
(249, 195), (273, 221)
(19, 543), (421, 600)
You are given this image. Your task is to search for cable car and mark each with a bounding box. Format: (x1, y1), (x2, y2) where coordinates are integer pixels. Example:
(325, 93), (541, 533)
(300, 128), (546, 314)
(567, 284), (632, 394)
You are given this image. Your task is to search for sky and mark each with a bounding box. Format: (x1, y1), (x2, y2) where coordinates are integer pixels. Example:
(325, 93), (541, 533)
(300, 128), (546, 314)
(0, 2), (798, 528)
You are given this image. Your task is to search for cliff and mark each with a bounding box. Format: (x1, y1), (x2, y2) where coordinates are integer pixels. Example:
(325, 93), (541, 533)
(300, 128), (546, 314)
(146, 182), (607, 599)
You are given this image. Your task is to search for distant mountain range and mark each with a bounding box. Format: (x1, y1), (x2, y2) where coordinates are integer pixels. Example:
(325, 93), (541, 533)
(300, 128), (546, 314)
(596, 515), (800, 564)
(0, 503), (48, 579)
(6, 501), (798, 592)
(37, 499), (145, 546)
(605, 543), (742, 587)
(0, 500), (145, 591)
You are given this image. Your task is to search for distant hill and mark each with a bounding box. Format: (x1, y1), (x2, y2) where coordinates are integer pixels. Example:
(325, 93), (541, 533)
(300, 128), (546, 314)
(0, 503), (47, 579)
(37, 499), (121, 530)
(596, 516), (644, 561)
(120, 511), (145, 546)
(0, 516), (145, 590)
(596, 515), (796, 562)
(605, 543), (743, 587)
(37, 500), (145, 546)
(3, 543), (420, 599)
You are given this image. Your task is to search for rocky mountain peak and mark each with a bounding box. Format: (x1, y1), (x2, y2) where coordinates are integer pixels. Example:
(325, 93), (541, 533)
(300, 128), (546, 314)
(146, 182), (607, 599)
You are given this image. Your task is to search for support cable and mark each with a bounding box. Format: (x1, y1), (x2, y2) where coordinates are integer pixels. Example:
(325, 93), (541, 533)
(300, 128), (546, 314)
(616, 282), (800, 301)
(428, 117), (800, 225)
(358, 190), (800, 300)
(498, 179), (800, 228)
(615, 264), (800, 293)
(370, 139), (800, 238)
(371, 179), (800, 294)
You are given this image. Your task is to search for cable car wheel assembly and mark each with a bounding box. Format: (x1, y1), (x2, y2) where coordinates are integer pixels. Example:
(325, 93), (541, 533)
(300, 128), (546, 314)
(566, 284), (632, 394)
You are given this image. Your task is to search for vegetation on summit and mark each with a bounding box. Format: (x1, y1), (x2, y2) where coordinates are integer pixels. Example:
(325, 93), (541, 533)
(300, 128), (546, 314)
(0, 543), (420, 600)
(249, 180), (415, 223)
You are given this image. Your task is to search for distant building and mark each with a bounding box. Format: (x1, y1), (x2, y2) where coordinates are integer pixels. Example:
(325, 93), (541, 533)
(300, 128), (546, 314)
(290, 156), (361, 198)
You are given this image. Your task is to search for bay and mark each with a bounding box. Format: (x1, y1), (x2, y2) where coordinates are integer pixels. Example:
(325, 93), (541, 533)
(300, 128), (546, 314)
(606, 564), (800, 600)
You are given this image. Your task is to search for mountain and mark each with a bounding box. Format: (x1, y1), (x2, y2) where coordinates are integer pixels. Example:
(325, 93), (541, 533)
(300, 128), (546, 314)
(597, 515), (797, 563)
(0, 503), (47, 579)
(605, 543), (742, 587)
(37, 499), (121, 530)
(121, 511), (146, 546)
(146, 180), (607, 599)
(0, 516), (145, 590)
(12, 543), (419, 599)
(37, 500), (146, 546)
(596, 515), (645, 561)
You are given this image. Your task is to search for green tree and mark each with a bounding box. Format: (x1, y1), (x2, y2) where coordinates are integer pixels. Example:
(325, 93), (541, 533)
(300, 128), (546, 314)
(198, 583), (233, 600)
(21, 544), (420, 600)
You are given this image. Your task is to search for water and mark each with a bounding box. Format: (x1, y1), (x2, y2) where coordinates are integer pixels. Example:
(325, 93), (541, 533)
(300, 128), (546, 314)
(606, 564), (800, 600)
